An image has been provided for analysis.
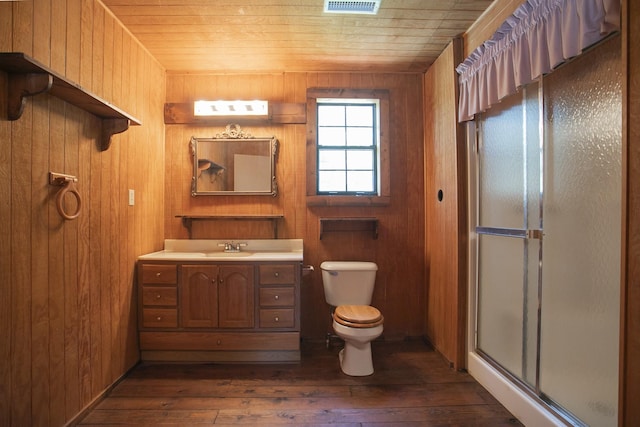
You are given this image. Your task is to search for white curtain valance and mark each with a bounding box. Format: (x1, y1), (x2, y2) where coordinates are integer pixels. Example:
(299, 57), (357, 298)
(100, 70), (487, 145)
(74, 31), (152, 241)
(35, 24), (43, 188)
(456, 0), (620, 122)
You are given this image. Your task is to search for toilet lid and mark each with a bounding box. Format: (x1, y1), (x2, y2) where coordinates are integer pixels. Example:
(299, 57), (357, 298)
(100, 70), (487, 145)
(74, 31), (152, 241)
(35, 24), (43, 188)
(334, 305), (384, 328)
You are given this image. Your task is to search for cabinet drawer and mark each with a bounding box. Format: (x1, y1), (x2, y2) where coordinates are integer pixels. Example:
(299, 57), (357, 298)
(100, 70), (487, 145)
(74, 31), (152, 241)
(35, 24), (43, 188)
(142, 286), (177, 306)
(142, 308), (178, 328)
(259, 264), (295, 285)
(259, 309), (295, 328)
(259, 287), (294, 307)
(141, 264), (177, 284)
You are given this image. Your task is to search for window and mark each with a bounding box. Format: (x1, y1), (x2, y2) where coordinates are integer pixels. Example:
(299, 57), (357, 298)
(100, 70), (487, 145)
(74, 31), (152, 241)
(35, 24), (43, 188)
(306, 88), (390, 206)
(317, 100), (378, 195)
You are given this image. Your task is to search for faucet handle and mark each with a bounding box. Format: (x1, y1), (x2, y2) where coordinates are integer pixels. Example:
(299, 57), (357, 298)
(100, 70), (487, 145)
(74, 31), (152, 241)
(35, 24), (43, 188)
(233, 242), (248, 251)
(218, 242), (232, 251)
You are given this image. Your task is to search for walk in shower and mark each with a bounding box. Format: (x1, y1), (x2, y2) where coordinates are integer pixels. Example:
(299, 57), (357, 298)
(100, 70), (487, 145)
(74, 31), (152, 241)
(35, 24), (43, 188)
(467, 35), (621, 426)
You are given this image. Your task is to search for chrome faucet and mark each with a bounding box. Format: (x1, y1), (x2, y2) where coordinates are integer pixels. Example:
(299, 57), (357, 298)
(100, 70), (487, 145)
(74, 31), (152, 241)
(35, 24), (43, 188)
(218, 241), (247, 252)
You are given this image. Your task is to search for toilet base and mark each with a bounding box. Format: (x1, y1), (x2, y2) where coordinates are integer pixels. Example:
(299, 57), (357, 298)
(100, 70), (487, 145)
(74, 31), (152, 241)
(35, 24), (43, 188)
(338, 342), (374, 376)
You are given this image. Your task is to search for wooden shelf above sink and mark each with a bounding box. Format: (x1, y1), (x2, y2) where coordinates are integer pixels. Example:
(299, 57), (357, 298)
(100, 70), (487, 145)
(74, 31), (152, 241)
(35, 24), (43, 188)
(0, 52), (142, 151)
(176, 214), (285, 239)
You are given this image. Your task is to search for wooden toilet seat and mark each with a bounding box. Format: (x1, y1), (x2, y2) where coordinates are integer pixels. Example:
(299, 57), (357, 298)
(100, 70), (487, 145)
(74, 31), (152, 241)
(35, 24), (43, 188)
(333, 305), (384, 328)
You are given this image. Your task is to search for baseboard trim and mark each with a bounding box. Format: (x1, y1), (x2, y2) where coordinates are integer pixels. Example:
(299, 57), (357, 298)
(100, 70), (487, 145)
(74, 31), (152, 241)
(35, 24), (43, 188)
(64, 361), (141, 426)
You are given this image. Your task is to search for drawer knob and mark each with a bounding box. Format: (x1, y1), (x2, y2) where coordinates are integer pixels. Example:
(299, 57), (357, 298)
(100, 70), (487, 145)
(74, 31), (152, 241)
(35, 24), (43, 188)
(156, 272), (161, 277)
(274, 272), (279, 277)
(274, 295), (279, 300)
(274, 316), (279, 322)
(156, 316), (162, 321)
(156, 294), (161, 299)
(217, 340), (222, 345)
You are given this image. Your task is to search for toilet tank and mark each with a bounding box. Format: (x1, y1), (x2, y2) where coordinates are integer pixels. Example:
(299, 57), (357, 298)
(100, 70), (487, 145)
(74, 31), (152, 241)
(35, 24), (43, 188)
(320, 261), (378, 307)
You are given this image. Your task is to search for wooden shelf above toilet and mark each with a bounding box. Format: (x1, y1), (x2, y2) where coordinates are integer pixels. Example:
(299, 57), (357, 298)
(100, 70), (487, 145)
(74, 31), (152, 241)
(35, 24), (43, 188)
(319, 217), (379, 240)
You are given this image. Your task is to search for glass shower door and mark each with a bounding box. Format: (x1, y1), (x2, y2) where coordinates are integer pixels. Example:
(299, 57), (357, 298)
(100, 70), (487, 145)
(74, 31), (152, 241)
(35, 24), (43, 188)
(473, 35), (621, 426)
(476, 81), (541, 389)
(538, 36), (621, 426)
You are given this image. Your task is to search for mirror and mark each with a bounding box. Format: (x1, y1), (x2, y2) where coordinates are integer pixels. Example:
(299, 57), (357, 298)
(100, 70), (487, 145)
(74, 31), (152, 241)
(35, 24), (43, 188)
(191, 126), (278, 196)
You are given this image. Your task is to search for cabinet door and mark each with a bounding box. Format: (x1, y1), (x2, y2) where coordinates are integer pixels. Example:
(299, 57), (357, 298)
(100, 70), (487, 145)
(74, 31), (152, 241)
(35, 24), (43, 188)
(218, 265), (255, 328)
(181, 265), (219, 328)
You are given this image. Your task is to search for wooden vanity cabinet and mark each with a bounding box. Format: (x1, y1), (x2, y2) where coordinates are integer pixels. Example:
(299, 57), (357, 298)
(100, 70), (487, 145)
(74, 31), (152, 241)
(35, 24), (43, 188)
(217, 265), (255, 328)
(258, 264), (297, 329)
(180, 265), (219, 328)
(137, 260), (300, 362)
(138, 264), (178, 329)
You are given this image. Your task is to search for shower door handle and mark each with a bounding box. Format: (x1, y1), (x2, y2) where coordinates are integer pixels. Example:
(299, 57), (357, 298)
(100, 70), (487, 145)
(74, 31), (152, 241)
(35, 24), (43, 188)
(526, 229), (543, 240)
(476, 227), (543, 240)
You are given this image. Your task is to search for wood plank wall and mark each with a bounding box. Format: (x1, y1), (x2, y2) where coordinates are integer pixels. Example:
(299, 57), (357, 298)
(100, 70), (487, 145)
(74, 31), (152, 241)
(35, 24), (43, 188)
(164, 72), (425, 341)
(423, 39), (467, 370)
(622, 1), (640, 425)
(0, 1), (166, 426)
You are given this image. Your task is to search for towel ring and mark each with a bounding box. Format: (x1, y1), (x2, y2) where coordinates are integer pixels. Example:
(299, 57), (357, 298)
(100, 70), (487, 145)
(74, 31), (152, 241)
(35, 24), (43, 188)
(56, 181), (82, 220)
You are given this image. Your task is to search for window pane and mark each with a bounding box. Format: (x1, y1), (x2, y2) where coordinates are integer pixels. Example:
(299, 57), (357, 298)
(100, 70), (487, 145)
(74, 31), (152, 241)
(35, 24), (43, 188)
(319, 150), (345, 170)
(346, 105), (373, 126)
(346, 127), (373, 146)
(318, 127), (346, 146)
(318, 105), (345, 126)
(347, 150), (373, 170)
(347, 171), (374, 192)
(315, 98), (379, 196)
(318, 171), (346, 192)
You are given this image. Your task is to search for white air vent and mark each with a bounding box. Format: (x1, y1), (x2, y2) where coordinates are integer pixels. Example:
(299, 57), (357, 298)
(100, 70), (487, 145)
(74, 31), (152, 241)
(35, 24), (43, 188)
(324, 0), (381, 14)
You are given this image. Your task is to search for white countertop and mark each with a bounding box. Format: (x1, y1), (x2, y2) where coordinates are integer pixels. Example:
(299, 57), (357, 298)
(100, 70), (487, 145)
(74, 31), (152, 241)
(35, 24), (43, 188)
(138, 239), (303, 262)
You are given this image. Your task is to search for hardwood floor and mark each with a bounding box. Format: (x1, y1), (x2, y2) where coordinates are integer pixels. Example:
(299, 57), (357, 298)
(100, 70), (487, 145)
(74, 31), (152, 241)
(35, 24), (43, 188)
(75, 339), (522, 426)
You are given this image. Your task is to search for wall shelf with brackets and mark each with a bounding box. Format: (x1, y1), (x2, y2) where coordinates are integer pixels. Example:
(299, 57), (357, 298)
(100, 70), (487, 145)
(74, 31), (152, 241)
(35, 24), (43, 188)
(319, 217), (379, 240)
(0, 52), (142, 151)
(176, 214), (285, 239)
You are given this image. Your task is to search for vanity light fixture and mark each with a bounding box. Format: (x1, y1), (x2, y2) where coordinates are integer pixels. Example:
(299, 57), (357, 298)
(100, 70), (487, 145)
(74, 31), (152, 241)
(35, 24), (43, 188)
(194, 100), (269, 117)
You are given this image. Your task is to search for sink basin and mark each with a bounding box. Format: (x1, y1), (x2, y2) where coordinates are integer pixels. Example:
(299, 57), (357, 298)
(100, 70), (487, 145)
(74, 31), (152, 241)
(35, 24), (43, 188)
(204, 251), (253, 258)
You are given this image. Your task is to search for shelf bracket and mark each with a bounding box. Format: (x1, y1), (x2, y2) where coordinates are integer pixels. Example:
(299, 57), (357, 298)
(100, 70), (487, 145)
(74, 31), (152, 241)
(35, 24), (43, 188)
(181, 217), (194, 239)
(101, 118), (130, 151)
(8, 72), (53, 120)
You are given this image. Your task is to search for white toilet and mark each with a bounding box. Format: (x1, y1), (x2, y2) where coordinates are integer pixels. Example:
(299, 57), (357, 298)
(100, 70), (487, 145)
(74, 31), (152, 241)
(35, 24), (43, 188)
(321, 261), (384, 376)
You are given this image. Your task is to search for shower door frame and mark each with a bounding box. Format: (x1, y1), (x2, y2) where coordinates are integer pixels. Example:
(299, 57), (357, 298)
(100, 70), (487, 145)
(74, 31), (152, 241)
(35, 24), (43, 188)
(465, 101), (568, 426)
(466, 71), (617, 426)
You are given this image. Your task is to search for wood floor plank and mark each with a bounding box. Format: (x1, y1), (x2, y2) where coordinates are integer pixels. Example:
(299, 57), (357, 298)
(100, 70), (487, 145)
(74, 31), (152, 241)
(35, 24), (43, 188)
(78, 409), (218, 424)
(76, 339), (522, 426)
(213, 405), (519, 425)
(109, 383), (353, 399)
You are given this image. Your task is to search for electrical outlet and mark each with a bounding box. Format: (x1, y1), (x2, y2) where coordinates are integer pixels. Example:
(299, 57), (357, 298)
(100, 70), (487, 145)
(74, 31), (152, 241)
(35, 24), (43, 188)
(128, 189), (135, 206)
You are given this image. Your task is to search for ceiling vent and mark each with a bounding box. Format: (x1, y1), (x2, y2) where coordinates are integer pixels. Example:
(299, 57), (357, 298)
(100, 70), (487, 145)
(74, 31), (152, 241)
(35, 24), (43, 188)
(323, 0), (381, 14)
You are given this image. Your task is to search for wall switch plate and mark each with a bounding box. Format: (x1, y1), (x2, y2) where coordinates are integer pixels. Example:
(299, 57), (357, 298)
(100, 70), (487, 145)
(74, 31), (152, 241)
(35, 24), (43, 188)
(128, 189), (135, 206)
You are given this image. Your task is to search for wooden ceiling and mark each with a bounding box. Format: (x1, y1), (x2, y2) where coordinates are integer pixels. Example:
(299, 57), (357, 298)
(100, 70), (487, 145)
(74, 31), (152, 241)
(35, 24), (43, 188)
(102, 0), (493, 73)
